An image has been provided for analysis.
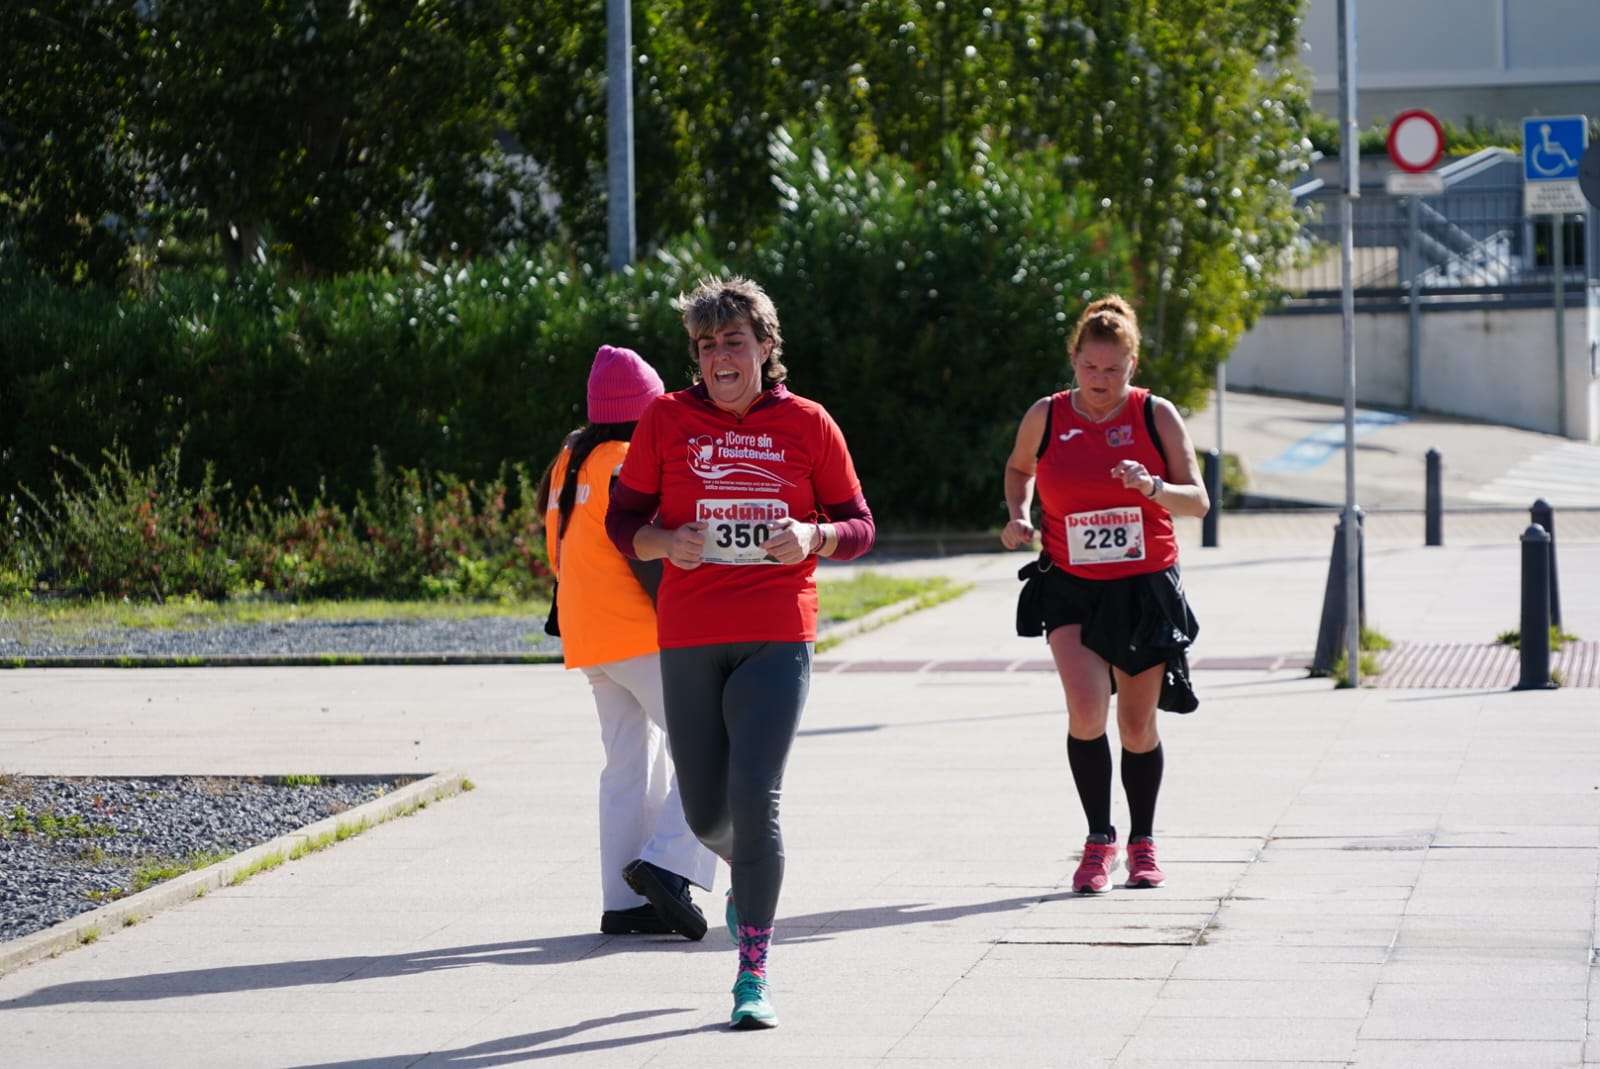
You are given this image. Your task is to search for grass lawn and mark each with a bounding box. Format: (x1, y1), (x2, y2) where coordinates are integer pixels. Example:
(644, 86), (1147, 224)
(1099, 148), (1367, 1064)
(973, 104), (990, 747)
(0, 571), (966, 634)
(816, 571), (965, 624)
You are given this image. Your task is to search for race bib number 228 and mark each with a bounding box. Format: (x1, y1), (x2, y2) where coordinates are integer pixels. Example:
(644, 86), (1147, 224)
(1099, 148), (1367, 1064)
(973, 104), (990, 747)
(1064, 507), (1145, 566)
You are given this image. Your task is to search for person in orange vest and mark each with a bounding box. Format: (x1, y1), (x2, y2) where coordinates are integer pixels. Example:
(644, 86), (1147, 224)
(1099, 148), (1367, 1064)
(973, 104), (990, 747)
(540, 344), (717, 939)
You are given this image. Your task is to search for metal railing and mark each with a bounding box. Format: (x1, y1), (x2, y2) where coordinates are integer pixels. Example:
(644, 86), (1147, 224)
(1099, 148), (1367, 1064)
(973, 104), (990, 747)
(1277, 149), (1593, 312)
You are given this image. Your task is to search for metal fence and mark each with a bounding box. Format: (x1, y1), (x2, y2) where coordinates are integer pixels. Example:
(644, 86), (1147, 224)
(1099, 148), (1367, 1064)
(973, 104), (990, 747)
(1278, 149), (1594, 312)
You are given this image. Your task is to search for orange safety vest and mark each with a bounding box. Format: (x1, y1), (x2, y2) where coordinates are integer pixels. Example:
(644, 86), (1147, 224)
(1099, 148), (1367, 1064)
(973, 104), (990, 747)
(544, 439), (659, 668)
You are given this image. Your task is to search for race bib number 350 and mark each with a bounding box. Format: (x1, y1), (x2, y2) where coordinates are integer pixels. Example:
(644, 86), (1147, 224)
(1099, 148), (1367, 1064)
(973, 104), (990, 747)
(1065, 507), (1146, 566)
(698, 498), (789, 564)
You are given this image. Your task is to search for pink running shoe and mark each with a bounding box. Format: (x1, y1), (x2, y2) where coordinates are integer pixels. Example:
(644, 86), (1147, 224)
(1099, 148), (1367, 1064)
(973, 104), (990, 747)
(1125, 836), (1166, 888)
(1072, 834), (1117, 894)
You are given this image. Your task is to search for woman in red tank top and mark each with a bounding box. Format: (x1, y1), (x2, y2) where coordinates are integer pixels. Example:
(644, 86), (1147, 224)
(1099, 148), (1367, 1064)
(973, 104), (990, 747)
(999, 295), (1209, 896)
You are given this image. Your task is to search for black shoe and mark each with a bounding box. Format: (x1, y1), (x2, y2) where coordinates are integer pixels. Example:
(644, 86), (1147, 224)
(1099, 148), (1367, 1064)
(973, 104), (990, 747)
(600, 904), (675, 935)
(622, 859), (708, 941)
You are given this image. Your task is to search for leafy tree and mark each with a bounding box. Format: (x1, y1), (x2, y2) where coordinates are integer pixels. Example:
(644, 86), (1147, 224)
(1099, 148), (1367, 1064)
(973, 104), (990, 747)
(137, 0), (537, 276)
(748, 123), (1132, 524)
(2, 1), (547, 281)
(513, 1), (1007, 258)
(0, 4), (146, 286)
(514, 0), (841, 260)
(1001, 0), (1315, 398)
(515, 1), (1312, 408)
(7, 0), (1315, 408)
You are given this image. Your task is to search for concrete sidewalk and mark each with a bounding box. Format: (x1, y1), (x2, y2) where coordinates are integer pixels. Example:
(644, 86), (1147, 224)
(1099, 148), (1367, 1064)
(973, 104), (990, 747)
(1185, 388), (1600, 512)
(3, 513), (1599, 1065)
(3, 388), (1599, 1066)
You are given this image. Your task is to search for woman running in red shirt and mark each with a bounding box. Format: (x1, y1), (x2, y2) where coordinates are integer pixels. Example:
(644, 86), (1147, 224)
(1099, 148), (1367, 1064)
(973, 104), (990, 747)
(1001, 295), (1207, 895)
(607, 276), (875, 1030)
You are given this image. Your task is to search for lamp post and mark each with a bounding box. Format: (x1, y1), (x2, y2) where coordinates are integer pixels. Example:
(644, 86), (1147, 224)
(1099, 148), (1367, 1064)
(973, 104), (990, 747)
(606, 0), (635, 271)
(1336, 0), (1361, 687)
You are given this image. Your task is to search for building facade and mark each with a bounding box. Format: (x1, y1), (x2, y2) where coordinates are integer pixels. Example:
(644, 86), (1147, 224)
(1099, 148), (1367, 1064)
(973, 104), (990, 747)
(1226, 0), (1600, 441)
(1301, 0), (1600, 128)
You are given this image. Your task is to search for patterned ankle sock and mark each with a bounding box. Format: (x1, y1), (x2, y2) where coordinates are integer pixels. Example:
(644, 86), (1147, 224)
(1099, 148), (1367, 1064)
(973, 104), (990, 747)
(736, 924), (773, 978)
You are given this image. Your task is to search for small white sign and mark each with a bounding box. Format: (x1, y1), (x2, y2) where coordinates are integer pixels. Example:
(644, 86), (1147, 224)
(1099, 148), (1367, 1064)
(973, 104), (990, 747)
(1386, 172), (1444, 196)
(1525, 180), (1588, 215)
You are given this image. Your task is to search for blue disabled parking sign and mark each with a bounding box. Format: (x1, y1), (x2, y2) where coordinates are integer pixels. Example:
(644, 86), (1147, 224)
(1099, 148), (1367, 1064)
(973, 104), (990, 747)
(1523, 115), (1589, 214)
(1523, 115), (1587, 181)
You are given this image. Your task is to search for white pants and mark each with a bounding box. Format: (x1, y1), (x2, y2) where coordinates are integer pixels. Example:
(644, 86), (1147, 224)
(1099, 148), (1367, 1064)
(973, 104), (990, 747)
(583, 652), (719, 910)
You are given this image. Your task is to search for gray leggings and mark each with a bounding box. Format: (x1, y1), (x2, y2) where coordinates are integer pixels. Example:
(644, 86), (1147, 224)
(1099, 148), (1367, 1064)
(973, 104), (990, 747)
(659, 641), (811, 929)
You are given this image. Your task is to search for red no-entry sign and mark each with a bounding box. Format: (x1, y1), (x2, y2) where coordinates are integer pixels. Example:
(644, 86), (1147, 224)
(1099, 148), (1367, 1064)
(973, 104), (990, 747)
(1387, 109), (1445, 173)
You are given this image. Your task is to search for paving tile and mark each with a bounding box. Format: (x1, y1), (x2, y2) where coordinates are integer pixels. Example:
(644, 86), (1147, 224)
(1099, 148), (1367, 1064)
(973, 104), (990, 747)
(1348, 1039), (1586, 1068)
(1358, 994), (1587, 1041)
(1116, 1016), (1360, 1061)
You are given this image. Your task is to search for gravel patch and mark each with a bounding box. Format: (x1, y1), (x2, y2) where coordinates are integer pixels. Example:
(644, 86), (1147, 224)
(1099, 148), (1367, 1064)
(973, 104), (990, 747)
(0, 619), (515, 950)
(0, 775), (406, 944)
(0, 616), (562, 661)
(0, 618), (539, 948)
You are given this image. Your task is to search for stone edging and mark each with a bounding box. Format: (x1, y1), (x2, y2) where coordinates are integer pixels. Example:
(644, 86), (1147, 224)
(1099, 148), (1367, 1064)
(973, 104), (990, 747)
(0, 770), (468, 977)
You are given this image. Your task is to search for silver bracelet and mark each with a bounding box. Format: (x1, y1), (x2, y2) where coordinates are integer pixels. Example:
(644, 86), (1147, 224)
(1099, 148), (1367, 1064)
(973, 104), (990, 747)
(1146, 475), (1164, 499)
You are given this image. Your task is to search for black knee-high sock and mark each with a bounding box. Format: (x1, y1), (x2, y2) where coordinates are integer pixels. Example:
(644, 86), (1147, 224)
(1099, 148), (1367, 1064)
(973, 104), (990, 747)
(1066, 733), (1114, 839)
(1121, 743), (1165, 840)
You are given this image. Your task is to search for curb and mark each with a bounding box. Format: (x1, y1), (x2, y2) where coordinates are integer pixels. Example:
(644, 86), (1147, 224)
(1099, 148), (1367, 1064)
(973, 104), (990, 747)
(0, 770), (469, 977)
(1, 593), (966, 669)
(2, 653), (562, 670)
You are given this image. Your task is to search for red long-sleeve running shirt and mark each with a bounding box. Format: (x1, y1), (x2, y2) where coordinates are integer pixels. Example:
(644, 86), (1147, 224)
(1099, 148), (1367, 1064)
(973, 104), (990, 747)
(607, 383), (874, 648)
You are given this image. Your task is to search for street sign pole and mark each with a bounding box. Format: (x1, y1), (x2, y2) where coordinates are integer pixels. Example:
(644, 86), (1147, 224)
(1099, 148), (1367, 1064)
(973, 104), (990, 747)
(1384, 109), (1444, 416)
(1522, 115), (1589, 438)
(606, 0), (636, 272)
(1409, 195), (1421, 410)
(1554, 212), (1566, 437)
(1337, 0), (1360, 688)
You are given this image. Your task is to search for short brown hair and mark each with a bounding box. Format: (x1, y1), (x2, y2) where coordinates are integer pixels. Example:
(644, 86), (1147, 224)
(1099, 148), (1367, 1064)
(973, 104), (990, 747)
(678, 275), (788, 385)
(1069, 294), (1141, 358)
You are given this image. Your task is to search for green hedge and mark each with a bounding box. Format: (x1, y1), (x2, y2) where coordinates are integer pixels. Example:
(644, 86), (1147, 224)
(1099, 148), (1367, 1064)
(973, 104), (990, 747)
(3, 132), (1154, 546)
(0, 251), (698, 511)
(750, 129), (1130, 526)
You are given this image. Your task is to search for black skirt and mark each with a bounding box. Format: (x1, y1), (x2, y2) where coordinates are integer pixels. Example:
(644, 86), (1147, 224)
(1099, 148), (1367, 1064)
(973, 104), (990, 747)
(1016, 555), (1200, 713)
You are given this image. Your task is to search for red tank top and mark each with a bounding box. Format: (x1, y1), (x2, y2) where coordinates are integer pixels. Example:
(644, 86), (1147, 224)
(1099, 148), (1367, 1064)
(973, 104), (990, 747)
(1036, 386), (1178, 579)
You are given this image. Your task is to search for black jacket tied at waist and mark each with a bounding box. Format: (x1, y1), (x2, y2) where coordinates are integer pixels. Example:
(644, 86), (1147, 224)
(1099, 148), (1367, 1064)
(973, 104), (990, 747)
(1016, 555), (1200, 714)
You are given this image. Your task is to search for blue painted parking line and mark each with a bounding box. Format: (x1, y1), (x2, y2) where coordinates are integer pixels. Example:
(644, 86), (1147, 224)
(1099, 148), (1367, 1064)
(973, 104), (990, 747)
(1254, 409), (1411, 473)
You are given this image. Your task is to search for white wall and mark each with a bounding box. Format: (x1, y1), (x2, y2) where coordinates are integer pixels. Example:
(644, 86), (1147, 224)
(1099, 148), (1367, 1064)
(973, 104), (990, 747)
(1227, 305), (1600, 440)
(1301, 0), (1600, 125)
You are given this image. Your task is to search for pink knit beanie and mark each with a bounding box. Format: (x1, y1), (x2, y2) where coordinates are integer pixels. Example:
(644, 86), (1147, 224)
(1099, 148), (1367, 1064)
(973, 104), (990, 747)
(587, 345), (664, 423)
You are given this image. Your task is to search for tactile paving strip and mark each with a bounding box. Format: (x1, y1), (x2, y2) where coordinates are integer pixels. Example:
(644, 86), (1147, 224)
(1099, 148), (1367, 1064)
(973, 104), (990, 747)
(815, 644), (1600, 688)
(1368, 640), (1599, 688)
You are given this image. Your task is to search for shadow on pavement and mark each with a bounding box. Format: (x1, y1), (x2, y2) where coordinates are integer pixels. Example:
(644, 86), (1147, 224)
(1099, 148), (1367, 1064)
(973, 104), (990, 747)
(1, 892), (1071, 1010)
(283, 1010), (716, 1068)
(0, 935), (694, 1009)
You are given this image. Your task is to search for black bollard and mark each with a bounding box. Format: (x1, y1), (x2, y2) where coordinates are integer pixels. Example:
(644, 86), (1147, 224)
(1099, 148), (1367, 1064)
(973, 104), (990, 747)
(1424, 449), (1442, 546)
(1514, 524), (1557, 690)
(1311, 510), (1365, 675)
(1202, 449), (1221, 548)
(1529, 499), (1561, 628)
(1356, 508), (1367, 635)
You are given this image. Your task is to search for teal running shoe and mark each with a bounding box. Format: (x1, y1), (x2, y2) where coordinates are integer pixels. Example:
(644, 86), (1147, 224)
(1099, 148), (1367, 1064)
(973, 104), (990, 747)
(725, 888), (737, 941)
(730, 970), (778, 1030)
